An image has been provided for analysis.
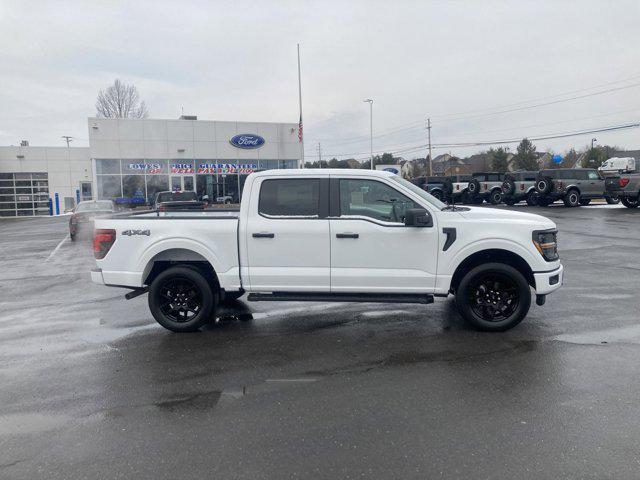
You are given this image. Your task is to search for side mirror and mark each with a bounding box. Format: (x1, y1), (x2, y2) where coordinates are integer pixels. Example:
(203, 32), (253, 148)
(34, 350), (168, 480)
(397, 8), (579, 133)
(404, 208), (433, 227)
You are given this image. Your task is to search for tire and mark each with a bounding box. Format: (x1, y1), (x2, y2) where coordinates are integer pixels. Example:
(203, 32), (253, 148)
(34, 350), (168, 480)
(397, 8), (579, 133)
(605, 195), (620, 205)
(526, 190), (538, 206)
(455, 262), (531, 332)
(563, 189), (581, 207)
(621, 196), (640, 208)
(504, 196), (517, 206)
(442, 178), (454, 195)
(537, 196), (552, 207)
(148, 266), (217, 332)
(460, 191), (471, 204)
(468, 179), (480, 195)
(535, 176), (553, 194)
(430, 189), (444, 201)
(70, 232), (76, 242)
(489, 189), (503, 205)
(579, 198), (591, 206)
(502, 176), (516, 196)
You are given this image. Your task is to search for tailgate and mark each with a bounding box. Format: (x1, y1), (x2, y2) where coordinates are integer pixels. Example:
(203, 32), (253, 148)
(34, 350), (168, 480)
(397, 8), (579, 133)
(605, 176), (622, 193)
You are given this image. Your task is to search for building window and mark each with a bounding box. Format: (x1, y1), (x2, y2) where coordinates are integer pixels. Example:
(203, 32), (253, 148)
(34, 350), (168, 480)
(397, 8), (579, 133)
(122, 175), (146, 199)
(96, 159), (120, 175)
(145, 175), (170, 201)
(97, 175), (123, 199)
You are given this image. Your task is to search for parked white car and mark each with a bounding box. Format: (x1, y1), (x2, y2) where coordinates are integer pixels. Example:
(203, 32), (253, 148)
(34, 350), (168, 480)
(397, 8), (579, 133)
(91, 169), (563, 332)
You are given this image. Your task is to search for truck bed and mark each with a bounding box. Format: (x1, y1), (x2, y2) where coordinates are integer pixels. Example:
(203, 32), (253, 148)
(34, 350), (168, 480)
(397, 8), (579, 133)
(93, 210), (241, 290)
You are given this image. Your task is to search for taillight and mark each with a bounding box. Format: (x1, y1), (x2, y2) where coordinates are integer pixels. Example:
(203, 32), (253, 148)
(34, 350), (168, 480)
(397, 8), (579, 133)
(620, 178), (630, 187)
(520, 184), (524, 191)
(456, 185), (460, 190)
(159, 204), (166, 211)
(93, 229), (116, 259)
(483, 183), (488, 190)
(558, 180), (563, 188)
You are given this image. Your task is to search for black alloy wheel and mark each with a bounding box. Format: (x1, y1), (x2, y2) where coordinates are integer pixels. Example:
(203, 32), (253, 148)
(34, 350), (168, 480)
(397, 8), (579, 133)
(621, 196), (640, 208)
(148, 266), (216, 332)
(456, 263), (531, 331)
(605, 195), (620, 205)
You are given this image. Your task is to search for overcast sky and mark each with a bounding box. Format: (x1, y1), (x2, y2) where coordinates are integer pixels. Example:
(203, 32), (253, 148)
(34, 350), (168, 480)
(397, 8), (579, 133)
(1, 0), (639, 160)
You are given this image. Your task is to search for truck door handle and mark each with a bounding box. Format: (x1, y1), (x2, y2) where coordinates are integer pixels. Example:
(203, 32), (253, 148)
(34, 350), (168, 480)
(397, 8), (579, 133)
(336, 233), (359, 239)
(252, 232), (275, 238)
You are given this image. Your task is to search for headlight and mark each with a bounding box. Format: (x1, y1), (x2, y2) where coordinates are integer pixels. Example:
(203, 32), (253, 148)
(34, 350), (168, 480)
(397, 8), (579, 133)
(533, 229), (558, 261)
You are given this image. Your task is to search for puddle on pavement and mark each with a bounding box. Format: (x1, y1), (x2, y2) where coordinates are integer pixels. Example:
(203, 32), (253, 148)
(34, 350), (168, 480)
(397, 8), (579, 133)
(554, 324), (640, 345)
(0, 412), (71, 436)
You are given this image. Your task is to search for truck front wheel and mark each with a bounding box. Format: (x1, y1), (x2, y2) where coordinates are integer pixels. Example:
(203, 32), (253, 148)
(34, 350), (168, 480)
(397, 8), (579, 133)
(455, 263), (531, 331)
(148, 266), (217, 332)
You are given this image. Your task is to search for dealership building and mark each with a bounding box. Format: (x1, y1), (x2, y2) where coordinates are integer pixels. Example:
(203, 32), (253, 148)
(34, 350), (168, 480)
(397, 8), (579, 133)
(0, 116), (301, 216)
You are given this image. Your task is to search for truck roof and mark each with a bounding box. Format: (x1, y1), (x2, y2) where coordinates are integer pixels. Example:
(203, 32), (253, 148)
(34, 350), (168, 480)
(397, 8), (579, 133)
(251, 169), (395, 178)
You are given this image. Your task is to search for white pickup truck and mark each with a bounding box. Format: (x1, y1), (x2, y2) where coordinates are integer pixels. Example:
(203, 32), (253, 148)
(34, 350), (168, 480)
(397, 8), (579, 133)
(91, 169), (563, 332)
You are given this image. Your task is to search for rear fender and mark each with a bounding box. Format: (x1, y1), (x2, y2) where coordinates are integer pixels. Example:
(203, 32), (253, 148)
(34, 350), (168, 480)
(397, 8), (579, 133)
(137, 238), (229, 288)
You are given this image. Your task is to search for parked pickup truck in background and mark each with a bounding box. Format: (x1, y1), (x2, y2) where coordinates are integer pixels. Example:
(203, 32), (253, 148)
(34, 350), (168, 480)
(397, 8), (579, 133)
(605, 173), (640, 208)
(91, 169), (563, 333)
(535, 168), (619, 207)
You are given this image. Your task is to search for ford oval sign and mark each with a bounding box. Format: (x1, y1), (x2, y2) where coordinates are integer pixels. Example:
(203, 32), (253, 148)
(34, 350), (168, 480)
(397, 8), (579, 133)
(230, 134), (265, 149)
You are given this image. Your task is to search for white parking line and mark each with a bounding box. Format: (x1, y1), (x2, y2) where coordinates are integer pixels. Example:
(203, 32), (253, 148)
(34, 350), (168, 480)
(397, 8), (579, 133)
(45, 235), (69, 262)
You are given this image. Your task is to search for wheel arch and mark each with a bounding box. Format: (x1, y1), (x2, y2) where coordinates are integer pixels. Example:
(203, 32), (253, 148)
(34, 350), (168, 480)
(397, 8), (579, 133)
(142, 248), (220, 288)
(137, 238), (229, 288)
(449, 248), (535, 293)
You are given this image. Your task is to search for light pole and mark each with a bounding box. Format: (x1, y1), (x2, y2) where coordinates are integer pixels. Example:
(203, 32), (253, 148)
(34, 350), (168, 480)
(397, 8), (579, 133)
(364, 99), (373, 169)
(591, 138), (597, 150)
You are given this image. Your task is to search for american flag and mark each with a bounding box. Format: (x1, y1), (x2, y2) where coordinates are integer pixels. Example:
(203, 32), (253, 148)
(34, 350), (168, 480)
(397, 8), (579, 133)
(298, 114), (303, 142)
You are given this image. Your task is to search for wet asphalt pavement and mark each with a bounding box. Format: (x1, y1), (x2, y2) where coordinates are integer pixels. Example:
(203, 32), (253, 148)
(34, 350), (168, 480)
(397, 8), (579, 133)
(1, 204), (640, 479)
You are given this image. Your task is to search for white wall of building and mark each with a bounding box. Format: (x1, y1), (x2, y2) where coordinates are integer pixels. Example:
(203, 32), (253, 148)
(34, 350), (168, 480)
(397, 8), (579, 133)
(0, 146), (91, 203)
(88, 117), (301, 163)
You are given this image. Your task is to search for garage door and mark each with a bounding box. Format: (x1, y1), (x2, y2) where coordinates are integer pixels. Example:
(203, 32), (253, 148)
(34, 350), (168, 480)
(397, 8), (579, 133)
(0, 173), (50, 217)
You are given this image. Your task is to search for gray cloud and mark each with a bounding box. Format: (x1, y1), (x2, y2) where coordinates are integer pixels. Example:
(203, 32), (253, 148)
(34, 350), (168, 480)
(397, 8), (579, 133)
(0, 0), (638, 159)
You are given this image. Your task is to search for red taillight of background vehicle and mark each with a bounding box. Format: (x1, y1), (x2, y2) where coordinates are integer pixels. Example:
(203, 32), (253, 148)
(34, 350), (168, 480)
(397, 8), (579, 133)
(159, 204), (166, 212)
(520, 184), (524, 191)
(558, 180), (563, 188)
(620, 178), (630, 187)
(456, 185), (460, 191)
(93, 229), (116, 259)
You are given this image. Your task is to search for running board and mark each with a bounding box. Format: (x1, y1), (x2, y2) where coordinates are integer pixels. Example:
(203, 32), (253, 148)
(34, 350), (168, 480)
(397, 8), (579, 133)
(247, 292), (434, 304)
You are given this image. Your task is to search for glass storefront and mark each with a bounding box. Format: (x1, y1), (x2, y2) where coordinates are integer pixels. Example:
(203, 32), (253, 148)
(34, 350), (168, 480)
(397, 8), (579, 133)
(95, 159), (298, 205)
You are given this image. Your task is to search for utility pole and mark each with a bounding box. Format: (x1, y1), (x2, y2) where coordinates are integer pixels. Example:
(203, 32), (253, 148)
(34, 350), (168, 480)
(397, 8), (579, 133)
(427, 118), (433, 176)
(591, 137), (597, 150)
(364, 99), (373, 169)
(61, 136), (73, 148)
(316, 142), (322, 167)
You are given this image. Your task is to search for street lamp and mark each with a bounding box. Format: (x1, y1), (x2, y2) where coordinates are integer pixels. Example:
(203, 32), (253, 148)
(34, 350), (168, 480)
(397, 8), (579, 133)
(591, 138), (597, 149)
(364, 99), (373, 170)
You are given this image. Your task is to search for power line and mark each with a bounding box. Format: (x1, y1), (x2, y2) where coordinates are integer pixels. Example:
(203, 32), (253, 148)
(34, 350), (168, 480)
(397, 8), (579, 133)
(305, 72), (640, 147)
(312, 121), (640, 160)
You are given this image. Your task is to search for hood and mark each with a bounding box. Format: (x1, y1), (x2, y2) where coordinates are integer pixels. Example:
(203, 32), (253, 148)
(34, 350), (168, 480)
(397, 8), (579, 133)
(459, 206), (556, 228)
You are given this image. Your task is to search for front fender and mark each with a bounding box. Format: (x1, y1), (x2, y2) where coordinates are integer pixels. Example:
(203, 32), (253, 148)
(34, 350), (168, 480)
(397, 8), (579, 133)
(444, 238), (541, 275)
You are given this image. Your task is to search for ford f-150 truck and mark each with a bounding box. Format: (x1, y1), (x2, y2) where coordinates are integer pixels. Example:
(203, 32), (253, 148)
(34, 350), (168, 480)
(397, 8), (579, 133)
(605, 172), (640, 208)
(91, 169), (563, 332)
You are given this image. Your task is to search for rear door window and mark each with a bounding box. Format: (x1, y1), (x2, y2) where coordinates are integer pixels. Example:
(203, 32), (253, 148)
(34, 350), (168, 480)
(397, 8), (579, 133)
(259, 179), (320, 217)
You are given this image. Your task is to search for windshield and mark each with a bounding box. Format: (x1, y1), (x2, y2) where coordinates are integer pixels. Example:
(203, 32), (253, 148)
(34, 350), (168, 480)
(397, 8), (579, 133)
(75, 201), (113, 212)
(390, 176), (446, 210)
(156, 191), (198, 203)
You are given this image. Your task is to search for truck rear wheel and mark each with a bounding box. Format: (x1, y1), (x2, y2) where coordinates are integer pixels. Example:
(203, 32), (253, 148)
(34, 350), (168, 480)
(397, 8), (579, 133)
(621, 196), (639, 208)
(455, 263), (531, 332)
(148, 266), (217, 332)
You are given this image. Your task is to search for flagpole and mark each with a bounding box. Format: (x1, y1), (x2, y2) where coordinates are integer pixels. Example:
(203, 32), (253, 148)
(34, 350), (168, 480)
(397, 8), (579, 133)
(297, 43), (304, 169)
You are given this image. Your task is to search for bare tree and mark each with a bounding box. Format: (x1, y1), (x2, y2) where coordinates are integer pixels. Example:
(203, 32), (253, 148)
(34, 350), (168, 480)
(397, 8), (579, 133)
(96, 79), (149, 118)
